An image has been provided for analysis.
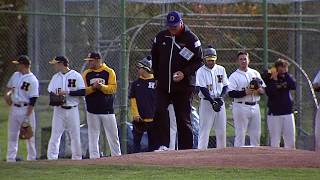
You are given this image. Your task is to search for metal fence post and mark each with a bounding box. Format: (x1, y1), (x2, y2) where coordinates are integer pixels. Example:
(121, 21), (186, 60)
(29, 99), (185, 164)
(120, 0), (128, 154)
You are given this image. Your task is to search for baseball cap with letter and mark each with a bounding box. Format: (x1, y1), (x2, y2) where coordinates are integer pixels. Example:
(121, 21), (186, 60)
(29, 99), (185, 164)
(84, 52), (102, 61)
(49, 56), (69, 65)
(12, 55), (31, 65)
(166, 11), (182, 27)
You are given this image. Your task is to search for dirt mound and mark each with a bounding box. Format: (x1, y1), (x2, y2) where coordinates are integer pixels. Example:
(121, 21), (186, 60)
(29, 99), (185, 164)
(42, 147), (320, 168)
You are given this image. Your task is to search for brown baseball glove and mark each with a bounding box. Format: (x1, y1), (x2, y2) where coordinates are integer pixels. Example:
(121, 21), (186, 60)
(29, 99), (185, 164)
(49, 92), (66, 106)
(19, 122), (33, 140)
(249, 78), (263, 90)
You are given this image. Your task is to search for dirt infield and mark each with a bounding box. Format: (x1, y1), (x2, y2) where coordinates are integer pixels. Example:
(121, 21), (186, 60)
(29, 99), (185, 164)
(42, 147), (320, 168)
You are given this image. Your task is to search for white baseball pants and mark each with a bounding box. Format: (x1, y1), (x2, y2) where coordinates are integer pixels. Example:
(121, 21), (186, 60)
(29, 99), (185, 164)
(232, 102), (261, 147)
(7, 106), (36, 162)
(198, 99), (226, 149)
(267, 114), (295, 149)
(47, 107), (82, 160)
(87, 112), (121, 159)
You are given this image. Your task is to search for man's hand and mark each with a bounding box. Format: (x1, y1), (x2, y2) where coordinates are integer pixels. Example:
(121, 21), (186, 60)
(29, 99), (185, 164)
(93, 81), (102, 90)
(4, 90), (12, 106)
(173, 71), (184, 82)
(133, 116), (142, 122)
(253, 87), (265, 96)
(245, 88), (254, 95)
(58, 91), (68, 96)
(270, 67), (278, 80)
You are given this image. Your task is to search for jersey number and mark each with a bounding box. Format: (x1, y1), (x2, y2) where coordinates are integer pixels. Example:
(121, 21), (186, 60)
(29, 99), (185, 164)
(68, 79), (76, 87)
(21, 82), (30, 91)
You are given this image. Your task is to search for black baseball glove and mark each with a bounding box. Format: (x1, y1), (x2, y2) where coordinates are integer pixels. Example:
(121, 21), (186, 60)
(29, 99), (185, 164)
(132, 118), (146, 134)
(49, 92), (66, 106)
(249, 78), (263, 90)
(211, 100), (221, 112)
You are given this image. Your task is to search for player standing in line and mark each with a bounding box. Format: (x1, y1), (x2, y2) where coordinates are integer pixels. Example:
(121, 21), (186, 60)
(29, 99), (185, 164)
(82, 52), (121, 158)
(228, 51), (266, 147)
(129, 56), (157, 152)
(262, 59), (296, 149)
(4, 55), (39, 162)
(196, 46), (229, 149)
(47, 56), (84, 160)
(151, 11), (203, 150)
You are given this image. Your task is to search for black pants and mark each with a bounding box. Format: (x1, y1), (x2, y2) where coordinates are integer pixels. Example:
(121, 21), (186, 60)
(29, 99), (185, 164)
(132, 121), (157, 152)
(154, 88), (193, 150)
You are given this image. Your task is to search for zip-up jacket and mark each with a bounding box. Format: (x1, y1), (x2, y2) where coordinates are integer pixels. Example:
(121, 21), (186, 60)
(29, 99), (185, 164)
(151, 26), (203, 93)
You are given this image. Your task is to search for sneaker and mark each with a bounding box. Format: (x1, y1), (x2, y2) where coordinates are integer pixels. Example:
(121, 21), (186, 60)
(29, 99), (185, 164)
(6, 159), (16, 163)
(154, 146), (169, 152)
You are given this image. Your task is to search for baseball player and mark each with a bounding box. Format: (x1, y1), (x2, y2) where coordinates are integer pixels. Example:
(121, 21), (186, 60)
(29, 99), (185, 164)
(47, 56), (84, 160)
(313, 68), (320, 150)
(130, 56), (157, 152)
(82, 52), (121, 158)
(4, 55), (39, 162)
(228, 51), (266, 147)
(196, 46), (229, 149)
(262, 59), (296, 149)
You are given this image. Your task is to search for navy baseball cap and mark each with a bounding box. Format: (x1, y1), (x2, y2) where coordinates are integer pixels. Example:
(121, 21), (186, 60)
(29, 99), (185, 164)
(12, 55), (31, 65)
(166, 11), (182, 27)
(49, 56), (69, 65)
(203, 46), (217, 61)
(137, 56), (152, 72)
(84, 52), (102, 60)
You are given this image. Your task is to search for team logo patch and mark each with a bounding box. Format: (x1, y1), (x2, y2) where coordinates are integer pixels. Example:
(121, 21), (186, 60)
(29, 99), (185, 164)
(217, 75), (223, 83)
(21, 81), (30, 91)
(68, 79), (76, 87)
(90, 78), (105, 85)
(170, 16), (175, 21)
(148, 82), (156, 89)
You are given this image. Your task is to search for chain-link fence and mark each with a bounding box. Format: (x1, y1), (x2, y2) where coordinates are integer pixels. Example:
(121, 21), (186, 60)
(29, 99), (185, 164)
(0, 0), (320, 158)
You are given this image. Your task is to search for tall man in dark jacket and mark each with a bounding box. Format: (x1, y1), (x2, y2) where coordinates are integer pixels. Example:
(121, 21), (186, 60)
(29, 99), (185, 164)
(151, 11), (203, 150)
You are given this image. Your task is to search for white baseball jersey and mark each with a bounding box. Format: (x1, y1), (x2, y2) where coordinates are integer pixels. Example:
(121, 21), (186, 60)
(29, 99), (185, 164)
(196, 64), (229, 98)
(228, 68), (266, 102)
(7, 72), (39, 103)
(48, 70), (85, 106)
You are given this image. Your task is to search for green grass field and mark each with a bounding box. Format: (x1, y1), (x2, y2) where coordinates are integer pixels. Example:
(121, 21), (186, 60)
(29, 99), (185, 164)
(0, 162), (320, 180)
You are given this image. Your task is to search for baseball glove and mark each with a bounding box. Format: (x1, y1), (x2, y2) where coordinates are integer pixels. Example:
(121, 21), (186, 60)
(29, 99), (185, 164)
(211, 101), (221, 112)
(19, 122), (33, 140)
(249, 78), (263, 90)
(132, 119), (146, 134)
(49, 92), (66, 106)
